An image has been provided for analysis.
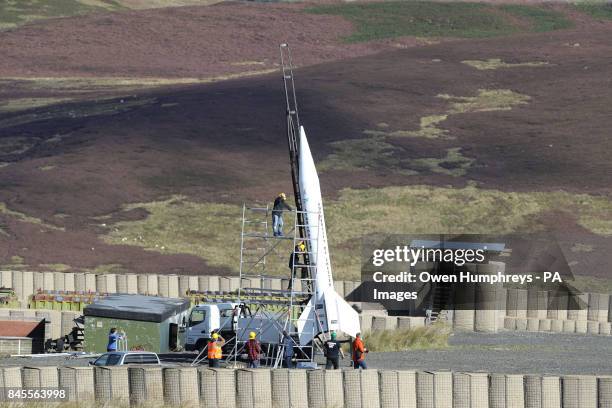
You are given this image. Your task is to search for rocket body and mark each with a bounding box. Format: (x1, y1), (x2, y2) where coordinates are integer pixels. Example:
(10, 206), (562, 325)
(296, 126), (360, 344)
(297, 126), (333, 301)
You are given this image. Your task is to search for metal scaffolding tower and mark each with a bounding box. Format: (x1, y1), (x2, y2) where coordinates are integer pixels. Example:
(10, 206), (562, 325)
(216, 204), (324, 368)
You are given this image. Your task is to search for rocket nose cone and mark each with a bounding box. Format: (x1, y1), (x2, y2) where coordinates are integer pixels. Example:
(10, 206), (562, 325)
(298, 126), (319, 185)
(299, 125), (307, 145)
(299, 126), (311, 158)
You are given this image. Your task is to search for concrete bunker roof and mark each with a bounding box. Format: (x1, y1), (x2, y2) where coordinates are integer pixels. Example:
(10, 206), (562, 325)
(84, 294), (190, 323)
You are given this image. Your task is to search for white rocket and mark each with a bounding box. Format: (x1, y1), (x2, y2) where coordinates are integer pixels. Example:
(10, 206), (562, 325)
(295, 126), (361, 345)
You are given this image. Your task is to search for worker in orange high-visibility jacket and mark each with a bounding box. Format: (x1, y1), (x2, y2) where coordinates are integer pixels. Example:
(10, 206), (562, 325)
(207, 332), (225, 368)
(352, 332), (368, 369)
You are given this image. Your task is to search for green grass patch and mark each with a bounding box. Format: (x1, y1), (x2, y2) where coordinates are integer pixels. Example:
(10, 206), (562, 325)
(441, 89), (531, 114)
(307, 2), (519, 42)
(0, 202), (64, 231)
(364, 323), (451, 352)
(0, 98), (73, 113)
(39, 263), (72, 272)
(306, 2), (574, 42)
(0, 0), (123, 30)
(0, 1), (225, 29)
(409, 147), (474, 177)
(318, 136), (417, 175)
(575, 2), (612, 20)
(88, 263), (131, 274)
(326, 89), (528, 176)
(365, 115), (451, 140)
(101, 186), (612, 281)
(0, 74), (277, 93)
(328, 186), (612, 278)
(102, 196), (247, 272)
(10, 255), (24, 264)
(363, 89), (530, 143)
(0, 97), (157, 129)
(462, 58), (550, 71)
(500, 4), (573, 32)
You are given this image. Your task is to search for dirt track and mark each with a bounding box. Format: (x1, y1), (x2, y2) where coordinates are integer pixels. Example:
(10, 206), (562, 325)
(0, 3), (611, 276)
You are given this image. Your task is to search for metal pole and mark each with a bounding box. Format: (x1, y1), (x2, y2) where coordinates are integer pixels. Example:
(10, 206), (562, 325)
(238, 203), (246, 302)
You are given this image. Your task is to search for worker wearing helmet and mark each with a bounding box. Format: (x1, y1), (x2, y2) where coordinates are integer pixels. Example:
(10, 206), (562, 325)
(272, 193), (293, 237)
(352, 333), (368, 369)
(246, 331), (262, 368)
(207, 331), (225, 368)
(288, 241), (309, 291)
(324, 331), (345, 369)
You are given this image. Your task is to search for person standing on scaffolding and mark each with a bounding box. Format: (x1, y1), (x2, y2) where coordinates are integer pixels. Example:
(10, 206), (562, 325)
(272, 193), (292, 237)
(288, 241), (309, 291)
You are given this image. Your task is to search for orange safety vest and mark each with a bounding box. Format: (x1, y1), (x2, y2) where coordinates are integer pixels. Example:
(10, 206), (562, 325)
(352, 337), (365, 361)
(207, 341), (222, 359)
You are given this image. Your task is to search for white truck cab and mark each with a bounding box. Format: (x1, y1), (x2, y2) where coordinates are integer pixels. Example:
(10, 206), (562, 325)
(185, 302), (243, 351)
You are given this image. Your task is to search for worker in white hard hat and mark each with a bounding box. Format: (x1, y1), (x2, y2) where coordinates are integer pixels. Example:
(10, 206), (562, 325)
(246, 331), (262, 368)
(272, 193), (293, 237)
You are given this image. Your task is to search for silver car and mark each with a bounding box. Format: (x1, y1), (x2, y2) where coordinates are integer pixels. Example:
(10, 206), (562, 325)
(90, 351), (160, 366)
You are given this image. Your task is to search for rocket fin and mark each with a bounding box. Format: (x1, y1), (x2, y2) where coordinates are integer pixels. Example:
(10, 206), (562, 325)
(296, 288), (361, 345)
(323, 287), (360, 338)
(296, 300), (316, 345)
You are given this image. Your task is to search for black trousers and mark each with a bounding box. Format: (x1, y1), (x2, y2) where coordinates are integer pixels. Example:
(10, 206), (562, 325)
(209, 358), (220, 368)
(325, 356), (340, 369)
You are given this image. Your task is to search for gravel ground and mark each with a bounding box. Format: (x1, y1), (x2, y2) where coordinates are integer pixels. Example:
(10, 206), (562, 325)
(364, 331), (612, 375)
(1, 332), (610, 375)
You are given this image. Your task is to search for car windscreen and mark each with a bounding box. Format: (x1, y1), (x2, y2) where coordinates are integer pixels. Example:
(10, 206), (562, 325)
(140, 354), (159, 364)
(93, 354), (109, 366)
(123, 353), (159, 364)
(189, 309), (206, 327)
(106, 354), (122, 366)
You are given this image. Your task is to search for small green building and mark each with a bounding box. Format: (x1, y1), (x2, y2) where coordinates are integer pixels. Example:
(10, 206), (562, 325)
(83, 294), (190, 353)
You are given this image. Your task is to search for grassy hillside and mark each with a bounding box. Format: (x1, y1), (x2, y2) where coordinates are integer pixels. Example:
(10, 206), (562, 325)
(0, 0), (219, 29)
(100, 187), (612, 281)
(2, 0), (611, 281)
(575, 2), (612, 20)
(0, 0), (119, 29)
(307, 2), (573, 42)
